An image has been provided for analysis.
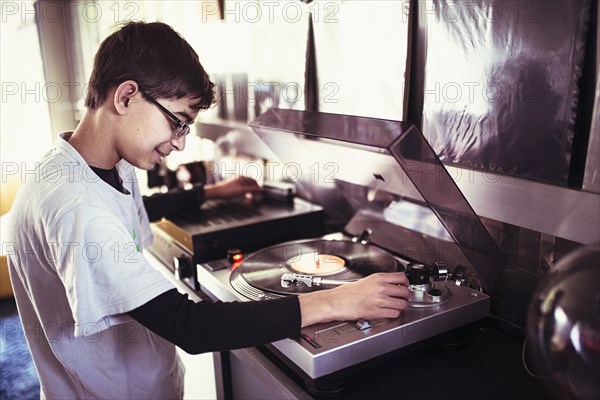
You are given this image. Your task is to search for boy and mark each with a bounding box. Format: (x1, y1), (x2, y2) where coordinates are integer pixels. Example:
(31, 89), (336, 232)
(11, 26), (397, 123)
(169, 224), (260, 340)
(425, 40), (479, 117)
(7, 21), (409, 399)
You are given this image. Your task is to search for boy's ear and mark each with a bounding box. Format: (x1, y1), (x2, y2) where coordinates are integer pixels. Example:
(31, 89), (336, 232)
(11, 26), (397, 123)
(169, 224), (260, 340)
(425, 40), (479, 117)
(114, 81), (139, 114)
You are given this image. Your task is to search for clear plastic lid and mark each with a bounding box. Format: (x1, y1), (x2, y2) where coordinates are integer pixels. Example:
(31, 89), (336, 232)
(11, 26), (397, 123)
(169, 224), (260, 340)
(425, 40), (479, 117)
(250, 108), (507, 292)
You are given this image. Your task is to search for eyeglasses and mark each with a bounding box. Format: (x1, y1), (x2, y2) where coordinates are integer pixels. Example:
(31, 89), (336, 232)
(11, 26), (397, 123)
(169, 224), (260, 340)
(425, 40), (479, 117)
(138, 88), (190, 138)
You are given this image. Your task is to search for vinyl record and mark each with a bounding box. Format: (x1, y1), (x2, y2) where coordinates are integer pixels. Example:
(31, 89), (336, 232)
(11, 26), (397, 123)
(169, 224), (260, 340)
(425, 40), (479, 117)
(238, 239), (399, 295)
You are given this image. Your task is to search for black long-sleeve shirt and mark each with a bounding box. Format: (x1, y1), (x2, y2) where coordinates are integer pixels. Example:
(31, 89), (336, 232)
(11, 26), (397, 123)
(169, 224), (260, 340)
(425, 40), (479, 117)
(143, 185), (204, 222)
(128, 289), (301, 354)
(90, 166), (302, 353)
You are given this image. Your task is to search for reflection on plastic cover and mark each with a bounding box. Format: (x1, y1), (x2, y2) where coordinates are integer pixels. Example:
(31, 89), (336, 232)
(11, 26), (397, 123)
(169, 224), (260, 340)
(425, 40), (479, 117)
(383, 199), (452, 241)
(422, 0), (592, 186)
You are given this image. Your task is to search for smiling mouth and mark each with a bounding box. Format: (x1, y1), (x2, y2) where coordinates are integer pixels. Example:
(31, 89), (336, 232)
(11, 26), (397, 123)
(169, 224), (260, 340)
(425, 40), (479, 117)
(155, 148), (167, 163)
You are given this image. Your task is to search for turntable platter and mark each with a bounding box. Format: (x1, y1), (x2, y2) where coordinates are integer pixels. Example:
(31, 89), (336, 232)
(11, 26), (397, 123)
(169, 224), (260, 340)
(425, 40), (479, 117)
(237, 239), (400, 295)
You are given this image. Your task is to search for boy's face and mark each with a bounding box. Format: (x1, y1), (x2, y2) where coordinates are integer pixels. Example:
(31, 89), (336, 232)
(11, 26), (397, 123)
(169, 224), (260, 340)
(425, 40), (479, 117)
(116, 92), (199, 170)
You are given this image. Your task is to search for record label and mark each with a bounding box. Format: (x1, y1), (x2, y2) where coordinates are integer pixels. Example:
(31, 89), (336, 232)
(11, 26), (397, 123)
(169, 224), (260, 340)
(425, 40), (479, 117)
(289, 253), (346, 275)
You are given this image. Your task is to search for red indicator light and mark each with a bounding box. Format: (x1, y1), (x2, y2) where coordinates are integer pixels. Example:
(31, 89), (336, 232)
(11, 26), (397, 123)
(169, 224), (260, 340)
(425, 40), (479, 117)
(227, 249), (243, 264)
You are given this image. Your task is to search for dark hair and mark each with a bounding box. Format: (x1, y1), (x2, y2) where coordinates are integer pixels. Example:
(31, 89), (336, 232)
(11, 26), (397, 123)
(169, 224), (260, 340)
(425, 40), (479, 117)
(85, 21), (215, 111)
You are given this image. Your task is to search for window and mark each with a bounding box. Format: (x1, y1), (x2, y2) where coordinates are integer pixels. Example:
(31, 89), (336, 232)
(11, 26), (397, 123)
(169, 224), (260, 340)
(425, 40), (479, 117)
(1, 0), (53, 214)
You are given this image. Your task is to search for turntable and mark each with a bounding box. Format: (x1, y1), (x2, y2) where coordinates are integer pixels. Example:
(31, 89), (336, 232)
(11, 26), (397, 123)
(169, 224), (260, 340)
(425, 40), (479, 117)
(195, 109), (508, 394)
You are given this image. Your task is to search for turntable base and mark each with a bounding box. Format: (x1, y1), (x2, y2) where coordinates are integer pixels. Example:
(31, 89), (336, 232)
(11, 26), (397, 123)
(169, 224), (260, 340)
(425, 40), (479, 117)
(195, 236), (490, 387)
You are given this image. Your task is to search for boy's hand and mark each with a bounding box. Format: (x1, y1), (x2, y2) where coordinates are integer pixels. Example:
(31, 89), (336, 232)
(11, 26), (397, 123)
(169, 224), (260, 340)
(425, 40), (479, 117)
(298, 272), (410, 327)
(204, 176), (261, 199)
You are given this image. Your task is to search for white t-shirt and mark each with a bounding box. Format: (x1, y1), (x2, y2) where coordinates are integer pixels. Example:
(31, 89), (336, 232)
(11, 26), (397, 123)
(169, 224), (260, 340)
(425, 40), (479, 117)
(6, 132), (184, 399)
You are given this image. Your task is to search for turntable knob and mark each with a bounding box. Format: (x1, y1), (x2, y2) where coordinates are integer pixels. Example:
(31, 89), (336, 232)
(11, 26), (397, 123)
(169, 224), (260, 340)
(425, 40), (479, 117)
(173, 256), (193, 280)
(406, 263), (430, 285)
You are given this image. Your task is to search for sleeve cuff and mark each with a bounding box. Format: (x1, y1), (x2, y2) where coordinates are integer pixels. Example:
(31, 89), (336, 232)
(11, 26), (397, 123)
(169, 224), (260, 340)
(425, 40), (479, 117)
(191, 183), (205, 205)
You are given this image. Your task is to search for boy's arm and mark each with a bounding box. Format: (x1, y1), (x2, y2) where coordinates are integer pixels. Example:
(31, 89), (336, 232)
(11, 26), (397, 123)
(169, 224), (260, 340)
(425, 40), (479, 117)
(129, 272), (409, 354)
(142, 176), (259, 222)
(129, 289), (301, 354)
(142, 186), (203, 222)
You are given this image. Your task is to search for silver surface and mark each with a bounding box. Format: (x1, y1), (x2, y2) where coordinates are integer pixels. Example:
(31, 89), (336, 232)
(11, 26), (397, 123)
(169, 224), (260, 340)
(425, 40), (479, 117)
(446, 165), (600, 245)
(196, 258), (489, 380)
(273, 281), (488, 379)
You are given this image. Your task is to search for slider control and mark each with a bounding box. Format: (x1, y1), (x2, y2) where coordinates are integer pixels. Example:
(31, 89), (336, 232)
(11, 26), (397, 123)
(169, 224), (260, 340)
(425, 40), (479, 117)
(355, 319), (371, 331)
